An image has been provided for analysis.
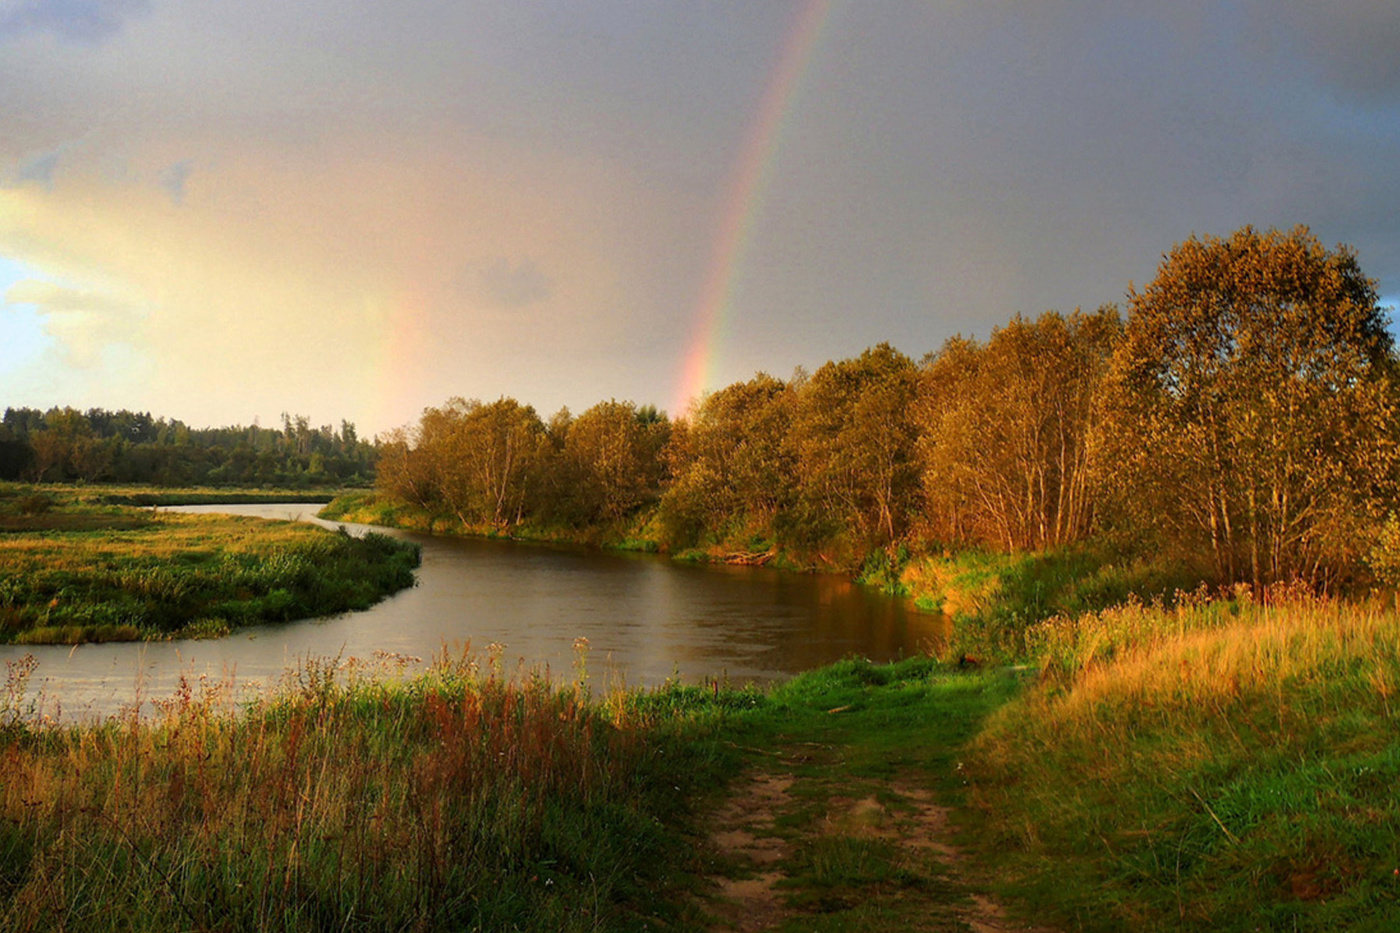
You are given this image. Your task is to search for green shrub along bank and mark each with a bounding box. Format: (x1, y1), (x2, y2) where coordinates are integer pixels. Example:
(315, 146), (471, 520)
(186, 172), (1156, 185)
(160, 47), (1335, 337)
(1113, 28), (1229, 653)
(897, 544), (1211, 661)
(0, 485), (419, 644)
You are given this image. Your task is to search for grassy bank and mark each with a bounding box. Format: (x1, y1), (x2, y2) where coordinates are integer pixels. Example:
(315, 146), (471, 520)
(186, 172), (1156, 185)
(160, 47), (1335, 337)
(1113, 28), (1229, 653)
(0, 485), (419, 643)
(0, 649), (1025, 933)
(319, 490), (664, 553)
(98, 487), (346, 506)
(0, 653), (731, 932)
(897, 545), (1208, 661)
(3, 599), (1397, 929)
(710, 613), (1400, 930)
(964, 594), (1400, 931)
(1, 482), (355, 508)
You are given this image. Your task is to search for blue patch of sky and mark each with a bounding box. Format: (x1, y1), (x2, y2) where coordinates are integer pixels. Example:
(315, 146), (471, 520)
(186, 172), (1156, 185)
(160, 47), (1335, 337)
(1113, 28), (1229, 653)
(160, 160), (192, 205)
(0, 255), (55, 376)
(1381, 293), (1400, 334)
(0, 0), (150, 45)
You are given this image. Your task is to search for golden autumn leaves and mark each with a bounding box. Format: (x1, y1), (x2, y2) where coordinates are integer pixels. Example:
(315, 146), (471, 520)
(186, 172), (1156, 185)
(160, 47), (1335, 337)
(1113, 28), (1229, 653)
(381, 226), (1396, 586)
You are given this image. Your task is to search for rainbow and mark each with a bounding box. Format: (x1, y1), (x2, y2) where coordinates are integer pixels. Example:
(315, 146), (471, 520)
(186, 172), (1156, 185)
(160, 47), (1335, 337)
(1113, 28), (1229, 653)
(366, 286), (431, 436)
(672, 0), (835, 417)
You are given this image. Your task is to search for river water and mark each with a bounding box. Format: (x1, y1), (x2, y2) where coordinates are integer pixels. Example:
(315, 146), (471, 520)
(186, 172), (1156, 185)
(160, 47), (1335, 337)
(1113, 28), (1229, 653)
(0, 504), (948, 721)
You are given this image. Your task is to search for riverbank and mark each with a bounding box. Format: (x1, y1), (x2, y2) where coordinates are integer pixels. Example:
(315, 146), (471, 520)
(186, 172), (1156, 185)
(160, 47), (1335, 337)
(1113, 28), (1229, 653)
(0, 651), (733, 931)
(963, 593), (1400, 931)
(6, 590), (1393, 929)
(318, 493), (1204, 662)
(318, 490), (843, 571)
(0, 646), (1023, 932)
(0, 484), (419, 644)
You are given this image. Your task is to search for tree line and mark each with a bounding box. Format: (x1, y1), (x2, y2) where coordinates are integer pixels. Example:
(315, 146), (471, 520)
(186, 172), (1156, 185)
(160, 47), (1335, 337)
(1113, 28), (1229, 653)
(0, 409), (376, 487)
(379, 227), (1400, 589)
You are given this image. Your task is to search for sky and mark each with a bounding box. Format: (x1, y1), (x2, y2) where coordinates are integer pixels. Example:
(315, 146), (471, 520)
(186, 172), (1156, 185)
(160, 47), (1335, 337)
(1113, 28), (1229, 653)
(2, 0), (1400, 435)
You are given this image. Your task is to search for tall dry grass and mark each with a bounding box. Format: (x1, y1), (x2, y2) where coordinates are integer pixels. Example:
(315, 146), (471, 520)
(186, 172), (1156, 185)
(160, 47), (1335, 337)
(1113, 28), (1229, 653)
(0, 650), (719, 932)
(967, 591), (1400, 930)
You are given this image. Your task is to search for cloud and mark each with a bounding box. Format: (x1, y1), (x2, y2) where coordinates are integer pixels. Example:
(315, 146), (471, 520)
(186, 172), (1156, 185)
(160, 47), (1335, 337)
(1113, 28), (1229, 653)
(159, 160), (192, 205)
(1250, 0), (1400, 103)
(0, 0), (149, 44)
(5, 278), (146, 369)
(14, 150), (59, 189)
(458, 257), (554, 309)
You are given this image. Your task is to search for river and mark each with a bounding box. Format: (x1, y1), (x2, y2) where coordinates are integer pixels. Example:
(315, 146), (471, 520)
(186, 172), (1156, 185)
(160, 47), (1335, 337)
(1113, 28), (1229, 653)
(0, 503), (948, 720)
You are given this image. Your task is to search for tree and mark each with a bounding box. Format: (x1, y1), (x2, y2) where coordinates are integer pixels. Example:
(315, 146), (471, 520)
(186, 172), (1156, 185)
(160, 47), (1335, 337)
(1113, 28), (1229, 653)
(1099, 225), (1398, 586)
(562, 400), (668, 524)
(413, 397), (548, 531)
(917, 309), (1120, 550)
(657, 374), (796, 547)
(790, 344), (921, 546)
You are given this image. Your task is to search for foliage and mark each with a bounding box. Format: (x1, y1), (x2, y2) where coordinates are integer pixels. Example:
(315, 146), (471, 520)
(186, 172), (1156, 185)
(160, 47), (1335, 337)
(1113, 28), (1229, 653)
(917, 308), (1120, 551)
(657, 373), (796, 551)
(1099, 225), (1400, 587)
(790, 343), (922, 548)
(0, 407), (375, 488)
(555, 399), (670, 526)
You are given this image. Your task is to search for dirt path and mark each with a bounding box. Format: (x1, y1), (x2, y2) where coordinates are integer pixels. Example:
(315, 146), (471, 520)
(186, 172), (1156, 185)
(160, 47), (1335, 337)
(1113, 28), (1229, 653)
(701, 756), (1055, 933)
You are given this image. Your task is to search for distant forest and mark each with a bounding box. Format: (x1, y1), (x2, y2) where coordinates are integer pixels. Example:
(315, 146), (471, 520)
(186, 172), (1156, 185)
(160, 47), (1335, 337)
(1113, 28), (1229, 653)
(0, 408), (375, 487)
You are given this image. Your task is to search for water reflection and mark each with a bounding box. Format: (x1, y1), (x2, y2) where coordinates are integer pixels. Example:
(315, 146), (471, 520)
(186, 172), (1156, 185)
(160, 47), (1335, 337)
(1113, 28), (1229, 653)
(0, 503), (949, 720)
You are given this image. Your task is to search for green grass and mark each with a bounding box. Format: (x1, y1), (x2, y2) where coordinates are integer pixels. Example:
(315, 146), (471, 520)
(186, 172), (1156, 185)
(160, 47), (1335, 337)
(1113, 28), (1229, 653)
(13, 480), (1400, 928)
(0, 485), (419, 643)
(6, 604), (1397, 930)
(901, 543), (1207, 661)
(0, 654), (1016, 932)
(964, 594), (1400, 931)
(703, 658), (1027, 931)
(0, 481), (352, 508)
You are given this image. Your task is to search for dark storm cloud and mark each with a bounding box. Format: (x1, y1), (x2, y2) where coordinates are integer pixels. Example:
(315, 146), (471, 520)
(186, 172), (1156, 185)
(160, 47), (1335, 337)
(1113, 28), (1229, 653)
(4, 1), (1400, 429)
(1249, 0), (1400, 104)
(0, 0), (148, 44)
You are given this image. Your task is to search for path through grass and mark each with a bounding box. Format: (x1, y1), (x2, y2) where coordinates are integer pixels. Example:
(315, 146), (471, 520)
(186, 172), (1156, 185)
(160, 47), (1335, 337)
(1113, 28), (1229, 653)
(696, 659), (1048, 932)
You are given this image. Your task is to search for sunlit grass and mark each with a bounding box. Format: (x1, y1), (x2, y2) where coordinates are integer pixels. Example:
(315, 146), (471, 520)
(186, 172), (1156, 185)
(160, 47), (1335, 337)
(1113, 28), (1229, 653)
(901, 544), (1209, 661)
(0, 485), (418, 643)
(965, 593), (1400, 931)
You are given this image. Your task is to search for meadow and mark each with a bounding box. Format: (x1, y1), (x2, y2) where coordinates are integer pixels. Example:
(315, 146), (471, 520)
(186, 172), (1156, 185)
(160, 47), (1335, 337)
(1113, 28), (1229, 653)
(0, 484), (419, 643)
(963, 591), (1400, 931)
(5, 478), (1399, 928)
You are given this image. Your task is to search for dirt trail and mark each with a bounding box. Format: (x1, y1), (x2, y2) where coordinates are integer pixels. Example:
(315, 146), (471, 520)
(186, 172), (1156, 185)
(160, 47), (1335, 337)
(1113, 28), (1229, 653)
(705, 773), (795, 932)
(702, 764), (1055, 933)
